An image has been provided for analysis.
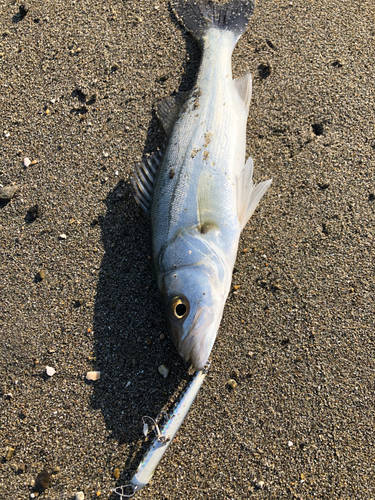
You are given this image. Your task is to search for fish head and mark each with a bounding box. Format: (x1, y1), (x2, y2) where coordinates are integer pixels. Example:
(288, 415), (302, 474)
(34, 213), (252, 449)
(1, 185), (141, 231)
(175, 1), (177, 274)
(161, 238), (230, 369)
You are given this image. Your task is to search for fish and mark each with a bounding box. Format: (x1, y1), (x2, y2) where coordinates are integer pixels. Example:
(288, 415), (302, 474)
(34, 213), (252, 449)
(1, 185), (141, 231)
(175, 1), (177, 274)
(132, 0), (272, 370)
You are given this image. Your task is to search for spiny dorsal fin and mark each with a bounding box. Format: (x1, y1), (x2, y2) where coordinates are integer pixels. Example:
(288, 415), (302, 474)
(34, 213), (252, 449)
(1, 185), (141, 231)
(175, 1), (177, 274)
(234, 72), (252, 114)
(156, 92), (188, 136)
(237, 157), (272, 230)
(131, 149), (163, 215)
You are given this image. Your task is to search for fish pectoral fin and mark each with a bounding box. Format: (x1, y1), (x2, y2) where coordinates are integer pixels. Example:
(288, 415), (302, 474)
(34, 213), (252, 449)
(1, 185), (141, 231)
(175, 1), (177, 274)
(156, 91), (189, 136)
(131, 149), (163, 216)
(234, 72), (252, 113)
(237, 157), (272, 230)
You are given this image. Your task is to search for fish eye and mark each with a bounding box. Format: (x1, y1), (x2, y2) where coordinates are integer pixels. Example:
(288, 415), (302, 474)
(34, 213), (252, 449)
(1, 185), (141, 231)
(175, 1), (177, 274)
(168, 296), (190, 321)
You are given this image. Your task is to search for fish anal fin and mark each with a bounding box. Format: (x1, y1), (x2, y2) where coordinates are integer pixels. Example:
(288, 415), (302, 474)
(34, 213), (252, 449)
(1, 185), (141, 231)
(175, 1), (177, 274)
(156, 92), (188, 136)
(237, 157), (272, 229)
(131, 149), (163, 216)
(234, 72), (252, 113)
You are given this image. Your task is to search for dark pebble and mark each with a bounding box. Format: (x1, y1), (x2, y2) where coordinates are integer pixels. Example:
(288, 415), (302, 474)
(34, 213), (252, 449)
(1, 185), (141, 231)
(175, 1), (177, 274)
(35, 469), (52, 492)
(19, 4), (29, 17)
(35, 270), (46, 281)
(25, 205), (40, 222)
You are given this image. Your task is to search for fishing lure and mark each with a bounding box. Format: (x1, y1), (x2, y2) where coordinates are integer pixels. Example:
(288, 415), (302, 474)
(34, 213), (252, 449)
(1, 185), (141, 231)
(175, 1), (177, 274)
(113, 362), (211, 498)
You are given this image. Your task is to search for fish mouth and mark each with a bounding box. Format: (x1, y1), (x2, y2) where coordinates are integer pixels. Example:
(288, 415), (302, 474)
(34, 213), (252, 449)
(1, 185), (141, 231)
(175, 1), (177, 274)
(175, 306), (216, 370)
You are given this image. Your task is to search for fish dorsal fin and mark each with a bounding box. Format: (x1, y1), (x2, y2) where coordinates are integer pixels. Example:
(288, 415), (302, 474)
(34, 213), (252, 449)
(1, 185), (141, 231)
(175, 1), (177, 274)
(156, 92), (188, 136)
(237, 156), (272, 230)
(131, 149), (163, 215)
(234, 72), (252, 113)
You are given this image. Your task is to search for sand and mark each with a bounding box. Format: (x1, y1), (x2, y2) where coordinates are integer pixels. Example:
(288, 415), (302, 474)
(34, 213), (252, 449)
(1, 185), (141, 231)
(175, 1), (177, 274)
(1, 0), (374, 498)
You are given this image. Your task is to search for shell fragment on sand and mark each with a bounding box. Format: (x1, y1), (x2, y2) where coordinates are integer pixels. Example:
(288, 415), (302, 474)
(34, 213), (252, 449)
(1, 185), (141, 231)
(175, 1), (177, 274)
(46, 366), (56, 377)
(86, 371), (100, 381)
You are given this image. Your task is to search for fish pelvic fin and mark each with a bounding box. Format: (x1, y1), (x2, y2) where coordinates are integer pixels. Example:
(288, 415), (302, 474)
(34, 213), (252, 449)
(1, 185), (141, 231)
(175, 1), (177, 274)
(171, 0), (255, 46)
(131, 149), (163, 216)
(237, 157), (272, 230)
(234, 72), (252, 114)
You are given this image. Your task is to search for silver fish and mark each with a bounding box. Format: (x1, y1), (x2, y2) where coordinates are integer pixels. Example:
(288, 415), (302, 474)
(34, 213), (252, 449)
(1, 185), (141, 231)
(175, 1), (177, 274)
(132, 0), (272, 369)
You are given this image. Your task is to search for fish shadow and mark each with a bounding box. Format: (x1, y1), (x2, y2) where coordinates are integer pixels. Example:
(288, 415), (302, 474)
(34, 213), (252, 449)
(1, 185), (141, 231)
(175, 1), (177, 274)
(91, 180), (189, 482)
(91, 8), (202, 493)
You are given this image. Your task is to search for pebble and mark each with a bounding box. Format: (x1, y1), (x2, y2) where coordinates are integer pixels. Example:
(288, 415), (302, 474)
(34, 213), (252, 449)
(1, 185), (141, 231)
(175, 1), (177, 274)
(25, 205), (40, 222)
(227, 379), (237, 390)
(19, 3), (29, 17)
(86, 371), (100, 381)
(113, 467), (120, 480)
(0, 185), (18, 201)
(23, 157), (31, 167)
(231, 368), (240, 380)
(158, 364), (169, 378)
(255, 480), (265, 489)
(36, 270), (46, 281)
(59, 233), (67, 240)
(17, 463), (27, 473)
(75, 492), (84, 500)
(5, 447), (15, 461)
(46, 366), (56, 377)
(288, 440), (294, 447)
(35, 469), (52, 491)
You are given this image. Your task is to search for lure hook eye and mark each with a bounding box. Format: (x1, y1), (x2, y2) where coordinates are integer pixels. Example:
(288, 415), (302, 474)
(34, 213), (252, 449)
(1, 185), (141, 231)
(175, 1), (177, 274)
(167, 296), (190, 321)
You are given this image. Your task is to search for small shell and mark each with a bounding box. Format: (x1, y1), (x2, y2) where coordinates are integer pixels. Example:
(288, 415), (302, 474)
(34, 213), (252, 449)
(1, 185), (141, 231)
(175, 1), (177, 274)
(46, 366), (56, 377)
(86, 371), (100, 381)
(158, 364), (169, 378)
(23, 157), (31, 167)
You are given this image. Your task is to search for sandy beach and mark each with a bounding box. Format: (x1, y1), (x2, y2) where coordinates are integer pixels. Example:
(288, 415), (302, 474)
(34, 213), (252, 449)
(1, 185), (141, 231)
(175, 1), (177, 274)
(1, 0), (374, 498)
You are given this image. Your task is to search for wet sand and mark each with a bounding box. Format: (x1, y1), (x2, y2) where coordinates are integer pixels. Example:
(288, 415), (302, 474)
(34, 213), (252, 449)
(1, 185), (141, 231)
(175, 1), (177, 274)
(1, 0), (374, 498)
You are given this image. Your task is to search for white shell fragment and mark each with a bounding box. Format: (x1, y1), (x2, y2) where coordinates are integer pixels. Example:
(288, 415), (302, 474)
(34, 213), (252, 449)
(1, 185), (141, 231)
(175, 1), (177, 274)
(59, 233), (67, 240)
(86, 371), (100, 381)
(288, 440), (294, 447)
(158, 364), (169, 378)
(143, 422), (149, 437)
(46, 366), (56, 377)
(23, 157), (31, 167)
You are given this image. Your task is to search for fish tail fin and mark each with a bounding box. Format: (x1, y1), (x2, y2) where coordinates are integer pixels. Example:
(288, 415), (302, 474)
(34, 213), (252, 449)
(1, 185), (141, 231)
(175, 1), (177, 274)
(171, 0), (255, 45)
